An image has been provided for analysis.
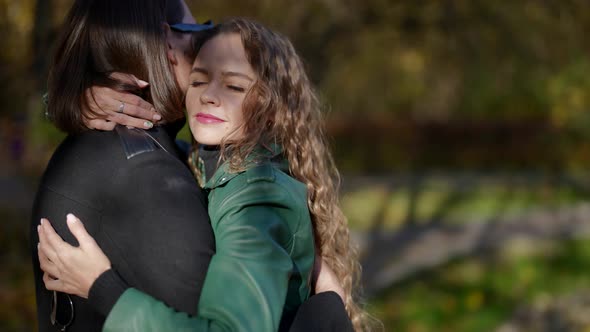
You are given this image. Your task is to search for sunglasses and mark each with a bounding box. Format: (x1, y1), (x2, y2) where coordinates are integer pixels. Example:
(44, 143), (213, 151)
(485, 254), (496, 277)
(170, 20), (214, 33)
(50, 291), (74, 332)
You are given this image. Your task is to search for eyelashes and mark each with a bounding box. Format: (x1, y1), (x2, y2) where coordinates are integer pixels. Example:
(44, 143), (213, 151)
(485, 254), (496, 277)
(228, 85), (245, 92)
(190, 81), (246, 93)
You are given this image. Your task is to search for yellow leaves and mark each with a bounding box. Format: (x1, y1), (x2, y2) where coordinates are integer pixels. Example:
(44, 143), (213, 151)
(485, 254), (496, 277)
(4, 0), (34, 34)
(0, 0), (35, 61)
(465, 291), (484, 311)
(546, 60), (590, 128)
(399, 49), (425, 76)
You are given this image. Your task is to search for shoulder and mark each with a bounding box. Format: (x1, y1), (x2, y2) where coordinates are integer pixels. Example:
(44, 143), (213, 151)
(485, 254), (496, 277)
(41, 130), (122, 186)
(54, 126), (179, 164)
(223, 162), (306, 200)
(244, 162), (277, 183)
(48, 128), (138, 172)
(209, 162), (308, 228)
(208, 162), (314, 263)
(43, 127), (189, 193)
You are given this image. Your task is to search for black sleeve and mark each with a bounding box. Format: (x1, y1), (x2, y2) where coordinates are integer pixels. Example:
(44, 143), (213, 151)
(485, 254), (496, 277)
(87, 269), (130, 317)
(288, 292), (354, 332)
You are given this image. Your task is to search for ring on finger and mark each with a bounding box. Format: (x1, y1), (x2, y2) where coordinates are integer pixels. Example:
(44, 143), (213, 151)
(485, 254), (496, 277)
(117, 101), (125, 114)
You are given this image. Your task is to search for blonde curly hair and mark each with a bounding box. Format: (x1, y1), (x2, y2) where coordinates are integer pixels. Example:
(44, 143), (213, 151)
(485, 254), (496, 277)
(189, 18), (376, 331)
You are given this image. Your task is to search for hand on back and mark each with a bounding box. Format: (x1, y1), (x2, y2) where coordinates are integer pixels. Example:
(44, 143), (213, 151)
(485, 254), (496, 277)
(37, 214), (111, 299)
(83, 73), (162, 130)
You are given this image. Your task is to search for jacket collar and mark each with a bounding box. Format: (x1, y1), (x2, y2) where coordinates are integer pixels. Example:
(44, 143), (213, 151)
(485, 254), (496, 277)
(195, 144), (287, 190)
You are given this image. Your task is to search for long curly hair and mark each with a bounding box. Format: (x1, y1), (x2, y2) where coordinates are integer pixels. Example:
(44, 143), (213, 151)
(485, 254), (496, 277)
(189, 18), (374, 330)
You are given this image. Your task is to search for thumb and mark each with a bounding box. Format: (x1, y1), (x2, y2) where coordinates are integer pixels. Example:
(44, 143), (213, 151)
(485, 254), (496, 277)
(66, 214), (95, 248)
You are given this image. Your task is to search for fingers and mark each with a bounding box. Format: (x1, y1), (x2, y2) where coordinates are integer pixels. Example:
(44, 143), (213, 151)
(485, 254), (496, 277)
(85, 119), (117, 131)
(116, 101), (161, 122)
(40, 219), (72, 253)
(93, 89), (159, 128)
(43, 273), (67, 293)
(38, 246), (60, 279)
(37, 221), (63, 280)
(94, 80), (157, 118)
(38, 220), (60, 263)
(116, 94), (159, 120)
(86, 85), (161, 128)
(66, 214), (97, 250)
(107, 112), (155, 129)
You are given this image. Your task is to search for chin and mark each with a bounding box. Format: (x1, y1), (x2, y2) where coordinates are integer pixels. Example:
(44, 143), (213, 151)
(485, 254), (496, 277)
(194, 136), (221, 146)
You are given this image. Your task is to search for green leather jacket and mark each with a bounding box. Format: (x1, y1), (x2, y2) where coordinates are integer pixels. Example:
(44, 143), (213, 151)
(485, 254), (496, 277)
(102, 151), (315, 332)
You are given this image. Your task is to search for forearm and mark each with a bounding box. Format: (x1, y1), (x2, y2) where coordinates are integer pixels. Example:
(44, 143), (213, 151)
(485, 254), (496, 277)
(102, 201), (296, 332)
(102, 253), (291, 332)
(104, 288), (209, 332)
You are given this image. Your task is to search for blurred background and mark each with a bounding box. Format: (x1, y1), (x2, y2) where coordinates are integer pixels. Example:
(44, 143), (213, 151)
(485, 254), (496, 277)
(3, 0), (590, 331)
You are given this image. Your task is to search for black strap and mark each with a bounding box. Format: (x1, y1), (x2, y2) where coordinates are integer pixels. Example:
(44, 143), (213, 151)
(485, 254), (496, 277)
(50, 291), (74, 331)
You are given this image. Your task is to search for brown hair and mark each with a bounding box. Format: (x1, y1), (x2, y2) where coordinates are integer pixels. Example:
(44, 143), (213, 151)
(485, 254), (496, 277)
(190, 18), (377, 331)
(47, 0), (185, 134)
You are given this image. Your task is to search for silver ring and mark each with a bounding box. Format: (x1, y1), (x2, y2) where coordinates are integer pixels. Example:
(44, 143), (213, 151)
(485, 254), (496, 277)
(117, 102), (125, 114)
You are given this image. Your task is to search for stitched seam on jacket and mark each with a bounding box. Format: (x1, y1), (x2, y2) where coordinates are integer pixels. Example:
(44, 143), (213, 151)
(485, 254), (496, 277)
(44, 182), (134, 286)
(43, 184), (103, 213)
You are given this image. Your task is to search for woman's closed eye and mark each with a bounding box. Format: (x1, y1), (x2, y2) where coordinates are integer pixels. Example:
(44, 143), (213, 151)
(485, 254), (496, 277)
(227, 85), (246, 92)
(190, 81), (208, 87)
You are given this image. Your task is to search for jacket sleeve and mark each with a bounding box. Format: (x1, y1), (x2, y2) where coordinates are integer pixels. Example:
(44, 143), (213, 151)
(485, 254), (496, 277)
(288, 292), (354, 332)
(102, 180), (297, 332)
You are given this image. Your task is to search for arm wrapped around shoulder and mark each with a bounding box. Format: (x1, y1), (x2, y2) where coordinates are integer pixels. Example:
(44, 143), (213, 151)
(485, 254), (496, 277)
(102, 166), (316, 332)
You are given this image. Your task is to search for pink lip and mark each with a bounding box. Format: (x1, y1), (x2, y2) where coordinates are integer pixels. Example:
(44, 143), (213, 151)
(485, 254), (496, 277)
(195, 113), (225, 124)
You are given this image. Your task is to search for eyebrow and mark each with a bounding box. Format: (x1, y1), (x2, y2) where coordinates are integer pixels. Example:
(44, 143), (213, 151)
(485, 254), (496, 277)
(190, 68), (208, 75)
(222, 71), (254, 82)
(191, 67), (254, 82)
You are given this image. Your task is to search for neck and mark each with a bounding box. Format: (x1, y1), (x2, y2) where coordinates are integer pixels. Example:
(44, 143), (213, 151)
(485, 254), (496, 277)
(198, 145), (221, 181)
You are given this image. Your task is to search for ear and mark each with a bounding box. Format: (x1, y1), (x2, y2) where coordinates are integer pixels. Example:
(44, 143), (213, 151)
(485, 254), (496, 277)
(162, 23), (178, 65)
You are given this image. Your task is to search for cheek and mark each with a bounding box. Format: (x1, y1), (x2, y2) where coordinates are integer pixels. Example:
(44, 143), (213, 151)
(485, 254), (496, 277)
(228, 96), (247, 125)
(225, 99), (246, 140)
(185, 89), (200, 113)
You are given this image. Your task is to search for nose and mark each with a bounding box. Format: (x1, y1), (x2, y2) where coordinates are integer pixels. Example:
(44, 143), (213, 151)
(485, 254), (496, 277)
(200, 83), (220, 106)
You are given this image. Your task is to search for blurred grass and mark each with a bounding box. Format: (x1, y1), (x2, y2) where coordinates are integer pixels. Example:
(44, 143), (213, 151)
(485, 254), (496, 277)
(341, 176), (586, 230)
(340, 176), (590, 330)
(371, 237), (590, 331)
